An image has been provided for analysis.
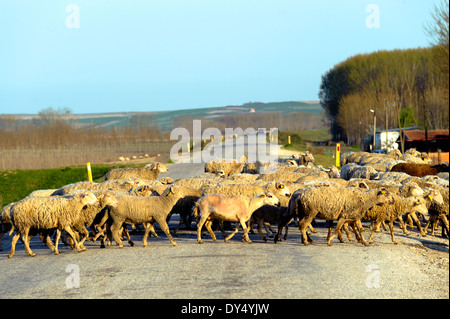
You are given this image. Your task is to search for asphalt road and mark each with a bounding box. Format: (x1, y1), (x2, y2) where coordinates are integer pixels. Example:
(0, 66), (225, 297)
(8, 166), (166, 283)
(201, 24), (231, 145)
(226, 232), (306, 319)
(0, 139), (448, 301)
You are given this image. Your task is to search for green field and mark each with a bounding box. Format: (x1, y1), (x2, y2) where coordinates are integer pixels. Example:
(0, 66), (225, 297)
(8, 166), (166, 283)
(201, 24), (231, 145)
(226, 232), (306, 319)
(0, 164), (126, 207)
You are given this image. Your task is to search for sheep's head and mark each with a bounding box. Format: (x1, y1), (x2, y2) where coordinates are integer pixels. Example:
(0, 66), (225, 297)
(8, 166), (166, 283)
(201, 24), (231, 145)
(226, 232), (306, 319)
(134, 185), (153, 197)
(424, 188), (444, 206)
(79, 191), (99, 206)
(408, 185), (424, 197)
(412, 197), (428, 216)
(162, 185), (183, 198)
(376, 188), (394, 205)
(146, 162), (169, 173)
(389, 149), (403, 158)
(216, 169), (226, 178)
(302, 151), (315, 164)
(256, 192), (280, 207)
(100, 191), (119, 207)
(328, 166), (340, 179)
(275, 182), (291, 198)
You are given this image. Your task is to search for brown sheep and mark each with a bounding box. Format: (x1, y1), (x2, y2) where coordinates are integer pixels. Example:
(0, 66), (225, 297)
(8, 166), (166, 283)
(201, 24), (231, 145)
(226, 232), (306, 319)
(193, 192), (280, 244)
(390, 163), (449, 177)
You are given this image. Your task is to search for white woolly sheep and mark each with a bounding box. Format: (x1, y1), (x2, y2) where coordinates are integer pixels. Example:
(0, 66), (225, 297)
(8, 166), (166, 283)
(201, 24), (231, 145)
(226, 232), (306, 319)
(104, 162), (168, 181)
(204, 156), (248, 177)
(193, 192), (280, 244)
(364, 195), (428, 244)
(108, 185), (183, 248)
(68, 189), (119, 251)
(295, 186), (394, 246)
(8, 191), (98, 258)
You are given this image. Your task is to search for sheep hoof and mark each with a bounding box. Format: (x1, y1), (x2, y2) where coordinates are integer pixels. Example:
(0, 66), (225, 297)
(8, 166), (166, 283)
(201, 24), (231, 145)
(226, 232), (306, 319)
(198, 240), (203, 244)
(172, 242), (178, 247)
(129, 241), (136, 247)
(327, 241), (333, 246)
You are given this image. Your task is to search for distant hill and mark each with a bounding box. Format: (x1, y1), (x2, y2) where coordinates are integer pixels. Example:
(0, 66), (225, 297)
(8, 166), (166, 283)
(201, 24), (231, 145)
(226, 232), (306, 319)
(10, 101), (322, 131)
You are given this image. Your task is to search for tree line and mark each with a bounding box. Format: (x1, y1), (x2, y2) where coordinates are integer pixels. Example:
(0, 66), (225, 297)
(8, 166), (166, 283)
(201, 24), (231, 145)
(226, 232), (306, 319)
(319, 46), (448, 146)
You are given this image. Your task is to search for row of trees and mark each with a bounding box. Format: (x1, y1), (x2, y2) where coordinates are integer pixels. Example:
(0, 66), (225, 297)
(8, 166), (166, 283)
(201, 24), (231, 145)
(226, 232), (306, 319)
(319, 46), (449, 146)
(319, 1), (449, 146)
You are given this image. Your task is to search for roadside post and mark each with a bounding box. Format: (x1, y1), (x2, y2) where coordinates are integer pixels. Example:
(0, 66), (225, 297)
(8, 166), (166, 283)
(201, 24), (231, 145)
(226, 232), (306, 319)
(87, 162), (93, 182)
(336, 143), (340, 168)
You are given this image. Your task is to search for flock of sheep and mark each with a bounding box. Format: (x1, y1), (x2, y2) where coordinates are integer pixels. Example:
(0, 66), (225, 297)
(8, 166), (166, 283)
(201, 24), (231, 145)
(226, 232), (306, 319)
(0, 148), (448, 258)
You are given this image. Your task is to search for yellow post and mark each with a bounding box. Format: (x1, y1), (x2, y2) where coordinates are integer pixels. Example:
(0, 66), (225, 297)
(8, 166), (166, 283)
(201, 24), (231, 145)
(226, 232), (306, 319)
(336, 143), (340, 168)
(187, 142), (190, 153)
(86, 162), (93, 182)
(288, 136), (291, 145)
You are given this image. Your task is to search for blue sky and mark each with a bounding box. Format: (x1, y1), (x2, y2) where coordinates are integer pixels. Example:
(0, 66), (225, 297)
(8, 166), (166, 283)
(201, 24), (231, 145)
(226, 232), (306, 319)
(0, 0), (438, 114)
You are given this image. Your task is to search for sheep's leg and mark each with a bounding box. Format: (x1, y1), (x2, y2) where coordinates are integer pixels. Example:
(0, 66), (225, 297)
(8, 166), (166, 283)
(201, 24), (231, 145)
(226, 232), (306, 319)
(256, 220), (268, 242)
(64, 226), (83, 252)
(440, 215), (449, 238)
(122, 226), (135, 247)
(327, 218), (346, 246)
(397, 217), (410, 235)
(7, 232), (21, 258)
(283, 223), (289, 241)
(298, 216), (315, 246)
(409, 212), (427, 237)
(388, 220), (398, 245)
(354, 220), (369, 246)
(240, 219), (252, 243)
(40, 231), (56, 252)
(204, 221), (216, 241)
(111, 220), (124, 248)
(142, 225), (151, 247)
(224, 222), (240, 242)
(342, 222), (353, 242)
(196, 215), (208, 244)
(54, 229), (62, 254)
(77, 227), (90, 251)
(21, 227), (36, 257)
(154, 216), (178, 246)
(369, 220), (383, 244)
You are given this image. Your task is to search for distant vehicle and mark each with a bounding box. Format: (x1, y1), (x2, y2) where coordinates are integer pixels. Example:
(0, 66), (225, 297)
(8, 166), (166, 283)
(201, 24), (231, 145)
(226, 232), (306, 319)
(257, 128), (266, 134)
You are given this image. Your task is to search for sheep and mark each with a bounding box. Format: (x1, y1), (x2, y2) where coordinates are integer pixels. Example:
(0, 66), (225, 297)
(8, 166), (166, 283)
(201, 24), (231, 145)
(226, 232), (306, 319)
(204, 156), (248, 177)
(107, 185), (183, 248)
(67, 189), (119, 251)
(104, 162), (168, 181)
(423, 188), (449, 237)
(202, 181), (291, 207)
(193, 192), (280, 244)
(295, 186), (394, 246)
(256, 171), (306, 183)
(8, 191), (99, 258)
(0, 203), (15, 251)
(249, 205), (288, 242)
(242, 161), (275, 174)
(364, 196), (429, 245)
(291, 151), (315, 166)
(390, 163), (449, 177)
(340, 163), (379, 180)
